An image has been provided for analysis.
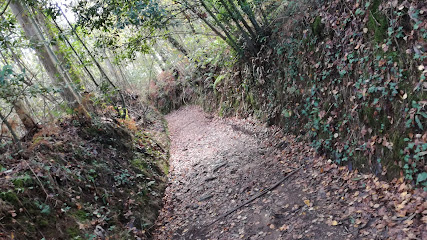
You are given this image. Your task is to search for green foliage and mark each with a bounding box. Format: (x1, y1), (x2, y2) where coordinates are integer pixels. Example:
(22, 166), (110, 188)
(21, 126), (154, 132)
(311, 16), (323, 37)
(0, 113), (169, 238)
(213, 74), (226, 89)
(34, 200), (51, 215)
(367, 0), (388, 43)
(0, 65), (25, 100)
(192, 0), (426, 184)
(74, 0), (167, 31)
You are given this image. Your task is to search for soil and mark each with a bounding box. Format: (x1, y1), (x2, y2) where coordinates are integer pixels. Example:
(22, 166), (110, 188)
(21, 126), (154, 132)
(153, 106), (352, 239)
(0, 94), (170, 239)
(153, 105), (426, 240)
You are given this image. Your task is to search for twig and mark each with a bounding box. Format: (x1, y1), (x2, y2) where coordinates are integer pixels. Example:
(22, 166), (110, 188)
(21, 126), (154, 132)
(25, 159), (50, 201)
(0, 0), (11, 17)
(205, 165), (304, 227)
(369, 10), (380, 26)
(393, 213), (417, 222)
(343, 2), (356, 19)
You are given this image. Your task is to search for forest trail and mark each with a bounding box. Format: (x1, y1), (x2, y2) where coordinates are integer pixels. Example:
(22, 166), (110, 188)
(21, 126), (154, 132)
(153, 106), (352, 240)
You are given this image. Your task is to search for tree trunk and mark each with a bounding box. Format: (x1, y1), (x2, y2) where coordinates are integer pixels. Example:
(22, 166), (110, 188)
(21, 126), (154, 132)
(151, 53), (166, 71)
(50, 16), (99, 88)
(9, 0), (82, 110)
(0, 110), (21, 150)
(225, 0), (258, 38)
(34, 11), (84, 94)
(198, 0), (242, 55)
(13, 99), (37, 131)
(0, 39), (38, 132)
(116, 63), (132, 89)
(102, 48), (122, 85)
(218, 0), (256, 52)
(238, 0), (263, 36)
(166, 35), (188, 57)
(154, 46), (169, 65)
(59, 8), (127, 117)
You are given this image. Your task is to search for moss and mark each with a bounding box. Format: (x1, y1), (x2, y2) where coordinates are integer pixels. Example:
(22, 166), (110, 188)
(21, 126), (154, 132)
(0, 190), (19, 204)
(12, 174), (33, 188)
(32, 136), (44, 145)
(66, 226), (81, 238)
(132, 158), (148, 170)
(382, 132), (406, 179)
(157, 160), (169, 175)
(367, 0), (387, 43)
(72, 209), (89, 221)
(219, 103), (226, 117)
(37, 218), (49, 228)
(312, 16), (323, 38)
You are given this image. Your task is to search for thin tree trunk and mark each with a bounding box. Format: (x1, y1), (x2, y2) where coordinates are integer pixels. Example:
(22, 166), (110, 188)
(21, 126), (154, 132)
(151, 53), (166, 71)
(257, 2), (269, 26)
(153, 45), (170, 65)
(33, 10), (84, 94)
(218, 0), (256, 51)
(166, 35), (188, 57)
(108, 50), (132, 88)
(0, 37), (38, 132)
(116, 63), (132, 88)
(238, 0), (263, 35)
(0, 110), (21, 150)
(50, 16), (99, 88)
(183, 1), (233, 49)
(102, 48), (122, 85)
(9, 0), (82, 110)
(13, 99), (37, 131)
(224, 0), (257, 38)
(198, 0), (241, 54)
(59, 6), (127, 117)
(207, 1), (246, 42)
(10, 48), (58, 103)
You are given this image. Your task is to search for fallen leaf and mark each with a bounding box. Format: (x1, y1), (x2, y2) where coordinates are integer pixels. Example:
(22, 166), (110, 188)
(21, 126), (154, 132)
(279, 224), (289, 231)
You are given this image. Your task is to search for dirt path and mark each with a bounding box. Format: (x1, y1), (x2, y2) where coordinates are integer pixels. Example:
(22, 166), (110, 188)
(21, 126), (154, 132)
(153, 106), (426, 240)
(153, 106), (351, 240)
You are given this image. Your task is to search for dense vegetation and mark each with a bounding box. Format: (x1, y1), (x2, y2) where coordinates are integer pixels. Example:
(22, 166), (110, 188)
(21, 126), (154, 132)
(0, 0), (426, 238)
(152, 0), (427, 185)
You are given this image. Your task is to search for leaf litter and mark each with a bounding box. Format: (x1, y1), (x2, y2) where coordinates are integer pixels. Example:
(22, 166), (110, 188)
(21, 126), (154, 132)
(153, 105), (426, 240)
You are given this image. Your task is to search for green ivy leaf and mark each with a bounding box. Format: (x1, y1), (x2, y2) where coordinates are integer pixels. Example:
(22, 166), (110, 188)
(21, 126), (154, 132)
(415, 115), (423, 130)
(405, 118), (412, 128)
(416, 172), (427, 184)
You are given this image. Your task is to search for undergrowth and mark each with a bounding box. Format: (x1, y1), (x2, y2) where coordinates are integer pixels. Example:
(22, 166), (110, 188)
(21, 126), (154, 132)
(151, 0), (426, 188)
(0, 93), (169, 239)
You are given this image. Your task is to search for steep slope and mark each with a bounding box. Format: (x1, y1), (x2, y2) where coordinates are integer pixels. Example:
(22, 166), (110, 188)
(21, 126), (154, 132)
(0, 97), (169, 239)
